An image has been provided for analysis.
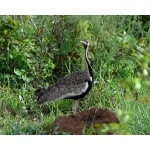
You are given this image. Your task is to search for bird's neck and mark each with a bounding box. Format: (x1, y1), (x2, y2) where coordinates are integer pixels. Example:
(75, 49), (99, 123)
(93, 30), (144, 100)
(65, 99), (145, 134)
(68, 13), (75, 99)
(84, 47), (93, 78)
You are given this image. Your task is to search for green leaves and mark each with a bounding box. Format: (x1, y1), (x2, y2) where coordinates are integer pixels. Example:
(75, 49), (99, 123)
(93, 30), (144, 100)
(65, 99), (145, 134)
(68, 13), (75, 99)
(0, 15), (150, 100)
(14, 68), (25, 76)
(77, 20), (93, 41)
(14, 68), (33, 83)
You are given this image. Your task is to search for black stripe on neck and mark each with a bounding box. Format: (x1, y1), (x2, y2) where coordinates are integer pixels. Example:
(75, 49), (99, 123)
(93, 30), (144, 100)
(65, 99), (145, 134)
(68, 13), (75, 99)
(84, 46), (93, 79)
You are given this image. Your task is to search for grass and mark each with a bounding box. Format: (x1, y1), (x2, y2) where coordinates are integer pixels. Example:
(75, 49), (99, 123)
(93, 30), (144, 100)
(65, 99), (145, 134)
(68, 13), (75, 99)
(0, 74), (149, 135)
(121, 100), (150, 135)
(0, 16), (149, 135)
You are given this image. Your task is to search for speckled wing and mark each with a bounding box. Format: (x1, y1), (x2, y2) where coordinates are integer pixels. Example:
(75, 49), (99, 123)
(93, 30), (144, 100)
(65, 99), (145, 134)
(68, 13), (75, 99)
(36, 71), (90, 104)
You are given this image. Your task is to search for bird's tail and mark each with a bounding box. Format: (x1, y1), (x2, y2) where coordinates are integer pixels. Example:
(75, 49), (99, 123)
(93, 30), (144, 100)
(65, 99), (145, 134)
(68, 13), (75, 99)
(35, 88), (45, 97)
(35, 87), (49, 104)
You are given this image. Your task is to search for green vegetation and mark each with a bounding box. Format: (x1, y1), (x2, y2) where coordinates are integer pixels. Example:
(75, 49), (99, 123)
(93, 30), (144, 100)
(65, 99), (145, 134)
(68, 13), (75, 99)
(0, 16), (150, 135)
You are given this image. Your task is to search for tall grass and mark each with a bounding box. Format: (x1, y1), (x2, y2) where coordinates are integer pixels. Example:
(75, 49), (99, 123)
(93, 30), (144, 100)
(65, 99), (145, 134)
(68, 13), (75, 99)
(0, 15), (150, 134)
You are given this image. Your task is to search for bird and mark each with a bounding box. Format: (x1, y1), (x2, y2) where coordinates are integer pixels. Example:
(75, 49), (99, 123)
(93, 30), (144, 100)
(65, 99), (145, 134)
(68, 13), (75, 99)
(35, 39), (93, 114)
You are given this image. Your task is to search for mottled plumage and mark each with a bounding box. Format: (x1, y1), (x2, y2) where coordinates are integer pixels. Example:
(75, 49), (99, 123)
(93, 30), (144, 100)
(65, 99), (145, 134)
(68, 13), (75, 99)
(35, 40), (93, 114)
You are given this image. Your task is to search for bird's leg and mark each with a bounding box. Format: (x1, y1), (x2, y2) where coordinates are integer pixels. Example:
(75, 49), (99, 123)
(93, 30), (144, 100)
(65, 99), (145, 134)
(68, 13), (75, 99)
(72, 100), (79, 114)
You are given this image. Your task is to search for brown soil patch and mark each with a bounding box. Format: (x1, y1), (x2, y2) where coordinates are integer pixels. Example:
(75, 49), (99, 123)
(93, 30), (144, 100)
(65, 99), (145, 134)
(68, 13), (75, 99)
(50, 107), (119, 135)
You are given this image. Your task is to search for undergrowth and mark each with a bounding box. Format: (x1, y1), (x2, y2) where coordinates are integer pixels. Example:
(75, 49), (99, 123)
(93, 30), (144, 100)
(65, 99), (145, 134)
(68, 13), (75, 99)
(0, 15), (150, 135)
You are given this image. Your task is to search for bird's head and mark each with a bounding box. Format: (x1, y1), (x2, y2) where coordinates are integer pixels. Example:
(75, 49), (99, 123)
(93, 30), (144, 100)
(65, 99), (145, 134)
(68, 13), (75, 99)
(80, 39), (89, 47)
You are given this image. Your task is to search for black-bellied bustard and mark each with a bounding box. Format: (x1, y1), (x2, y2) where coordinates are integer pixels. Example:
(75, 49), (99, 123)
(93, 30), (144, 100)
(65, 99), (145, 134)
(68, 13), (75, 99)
(35, 40), (93, 114)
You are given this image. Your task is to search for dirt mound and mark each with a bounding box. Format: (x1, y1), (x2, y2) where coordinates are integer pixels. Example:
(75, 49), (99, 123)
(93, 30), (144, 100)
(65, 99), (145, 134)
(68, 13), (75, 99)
(50, 107), (119, 135)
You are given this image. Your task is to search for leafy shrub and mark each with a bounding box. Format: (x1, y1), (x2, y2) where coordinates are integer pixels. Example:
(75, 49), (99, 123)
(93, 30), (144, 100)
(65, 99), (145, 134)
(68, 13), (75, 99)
(0, 15), (150, 135)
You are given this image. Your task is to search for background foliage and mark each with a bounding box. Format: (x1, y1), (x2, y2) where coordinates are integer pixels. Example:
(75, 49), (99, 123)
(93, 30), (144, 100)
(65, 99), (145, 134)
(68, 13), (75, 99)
(0, 15), (150, 134)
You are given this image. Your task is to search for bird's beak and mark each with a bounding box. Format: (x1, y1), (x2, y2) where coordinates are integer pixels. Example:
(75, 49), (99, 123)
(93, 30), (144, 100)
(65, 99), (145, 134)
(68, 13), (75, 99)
(80, 40), (86, 44)
(80, 40), (89, 46)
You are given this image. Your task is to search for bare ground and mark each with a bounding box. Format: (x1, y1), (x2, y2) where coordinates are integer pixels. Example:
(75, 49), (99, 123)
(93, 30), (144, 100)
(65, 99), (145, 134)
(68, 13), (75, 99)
(50, 107), (119, 135)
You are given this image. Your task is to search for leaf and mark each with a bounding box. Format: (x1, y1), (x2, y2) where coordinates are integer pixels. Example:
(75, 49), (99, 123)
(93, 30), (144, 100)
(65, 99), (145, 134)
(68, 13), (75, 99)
(24, 52), (31, 57)
(27, 58), (36, 64)
(14, 68), (25, 76)
(22, 75), (33, 82)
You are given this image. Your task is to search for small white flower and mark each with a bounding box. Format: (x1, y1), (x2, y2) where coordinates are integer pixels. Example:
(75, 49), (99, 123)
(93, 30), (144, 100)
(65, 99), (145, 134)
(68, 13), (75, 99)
(19, 95), (22, 101)
(143, 69), (148, 76)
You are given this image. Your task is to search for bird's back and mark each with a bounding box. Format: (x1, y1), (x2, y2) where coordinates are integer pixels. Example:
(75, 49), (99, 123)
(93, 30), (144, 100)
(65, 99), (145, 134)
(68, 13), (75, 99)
(35, 70), (92, 104)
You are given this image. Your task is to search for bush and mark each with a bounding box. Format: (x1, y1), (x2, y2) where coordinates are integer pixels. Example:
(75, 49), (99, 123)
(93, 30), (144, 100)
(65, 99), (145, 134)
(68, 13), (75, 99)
(0, 15), (150, 134)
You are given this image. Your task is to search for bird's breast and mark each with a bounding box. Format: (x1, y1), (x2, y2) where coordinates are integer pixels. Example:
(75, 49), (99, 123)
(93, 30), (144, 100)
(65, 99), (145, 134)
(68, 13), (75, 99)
(81, 82), (89, 93)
